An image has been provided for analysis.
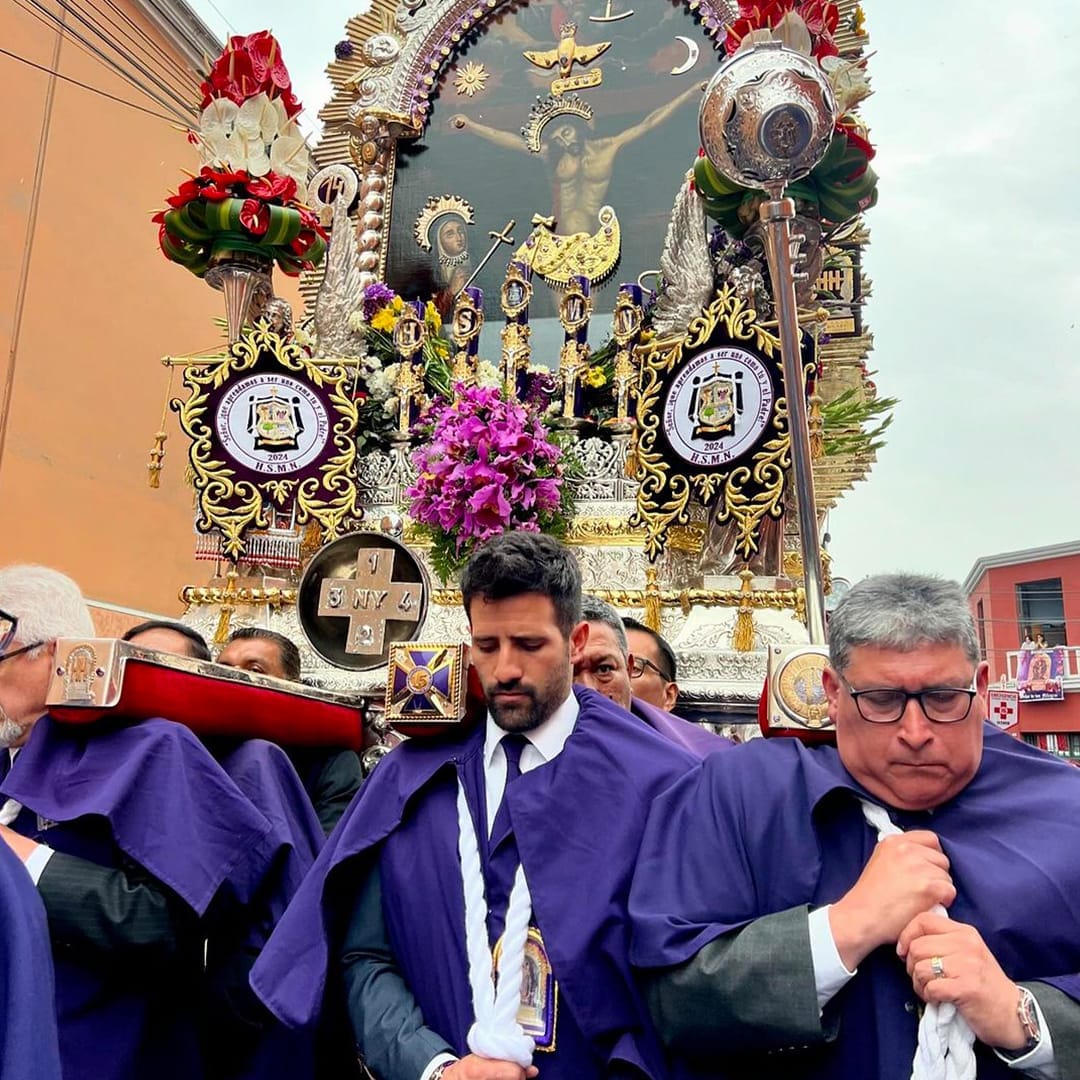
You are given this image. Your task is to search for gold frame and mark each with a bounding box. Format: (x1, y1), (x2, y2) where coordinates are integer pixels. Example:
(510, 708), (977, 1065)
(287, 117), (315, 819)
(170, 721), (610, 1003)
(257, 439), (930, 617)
(630, 284), (791, 562)
(174, 325), (362, 560)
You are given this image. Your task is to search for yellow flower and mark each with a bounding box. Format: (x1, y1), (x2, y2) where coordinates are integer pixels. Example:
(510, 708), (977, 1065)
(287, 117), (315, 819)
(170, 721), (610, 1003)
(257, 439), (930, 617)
(583, 367), (608, 389)
(371, 308), (397, 333)
(391, 296), (405, 313)
(424, 301), (442, 333)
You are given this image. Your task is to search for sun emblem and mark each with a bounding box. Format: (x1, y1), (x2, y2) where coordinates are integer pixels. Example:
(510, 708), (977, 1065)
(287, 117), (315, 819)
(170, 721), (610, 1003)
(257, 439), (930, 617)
(454, 61), (489, 98)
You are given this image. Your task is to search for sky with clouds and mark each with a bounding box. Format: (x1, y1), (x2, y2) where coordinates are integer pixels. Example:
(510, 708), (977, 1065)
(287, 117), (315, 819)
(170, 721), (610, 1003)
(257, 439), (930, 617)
(187, 0), (1080, 586)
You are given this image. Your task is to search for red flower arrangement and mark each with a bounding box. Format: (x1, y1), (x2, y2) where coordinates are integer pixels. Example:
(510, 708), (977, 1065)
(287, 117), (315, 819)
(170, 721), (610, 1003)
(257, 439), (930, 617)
(725, 0), (840, 61)
(199, 31), (301, 118)
(156, 31), (325, 279)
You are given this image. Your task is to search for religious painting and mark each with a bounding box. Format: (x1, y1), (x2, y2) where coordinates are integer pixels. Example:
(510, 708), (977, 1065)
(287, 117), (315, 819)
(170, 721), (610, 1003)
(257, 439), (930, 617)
(1016, 647), (1065, 702)
(385, 0), (718, 353)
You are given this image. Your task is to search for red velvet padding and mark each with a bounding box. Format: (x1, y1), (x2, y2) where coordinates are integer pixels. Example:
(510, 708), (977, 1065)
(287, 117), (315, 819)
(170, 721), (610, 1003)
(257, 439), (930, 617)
(51, 659), (365, 750)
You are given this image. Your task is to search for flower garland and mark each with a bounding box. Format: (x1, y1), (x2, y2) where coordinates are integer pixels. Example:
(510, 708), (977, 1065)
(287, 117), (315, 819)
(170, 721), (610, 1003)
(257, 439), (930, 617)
(694, 0), (877, 232)
(406, 386), (575, 583)
(155, 32), (326, 278)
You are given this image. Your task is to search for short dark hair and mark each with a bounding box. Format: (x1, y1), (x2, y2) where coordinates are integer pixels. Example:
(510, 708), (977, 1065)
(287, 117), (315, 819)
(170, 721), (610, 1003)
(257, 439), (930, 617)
(460, 532), (582, 637)
(122, 619), (211, 662)
(226, 626), (302, 682)
(622, 616), (677, 681)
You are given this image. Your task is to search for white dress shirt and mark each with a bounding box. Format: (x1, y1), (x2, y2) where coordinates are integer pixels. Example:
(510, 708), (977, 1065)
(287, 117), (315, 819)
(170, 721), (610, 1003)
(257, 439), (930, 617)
(0, 747), (54, 884)
(421, 691), (580, 1080)
(809, 906), (1057, 1075)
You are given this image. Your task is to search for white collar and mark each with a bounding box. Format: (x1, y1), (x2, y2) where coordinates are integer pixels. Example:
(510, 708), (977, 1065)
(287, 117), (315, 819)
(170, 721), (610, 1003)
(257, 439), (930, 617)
(483, 690), (579, 769)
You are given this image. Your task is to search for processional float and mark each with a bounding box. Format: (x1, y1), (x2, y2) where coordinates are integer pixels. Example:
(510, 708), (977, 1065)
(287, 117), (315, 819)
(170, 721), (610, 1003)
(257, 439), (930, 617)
(52, 1), (884, 753)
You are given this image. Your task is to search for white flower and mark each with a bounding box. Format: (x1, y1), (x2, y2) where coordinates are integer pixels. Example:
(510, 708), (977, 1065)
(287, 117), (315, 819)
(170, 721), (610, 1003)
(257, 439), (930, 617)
(270, 133), (310, 184)
(348, 310), (366, 333)
(384, 396), (399, 417)
(821, 55), (873, 112)
(734, 15), (811, 58)
(476, 360), (501, 388)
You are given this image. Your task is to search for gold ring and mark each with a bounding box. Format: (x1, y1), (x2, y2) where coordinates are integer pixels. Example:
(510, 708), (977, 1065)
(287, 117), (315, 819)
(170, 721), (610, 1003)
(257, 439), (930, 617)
(930, 955), (945, 979)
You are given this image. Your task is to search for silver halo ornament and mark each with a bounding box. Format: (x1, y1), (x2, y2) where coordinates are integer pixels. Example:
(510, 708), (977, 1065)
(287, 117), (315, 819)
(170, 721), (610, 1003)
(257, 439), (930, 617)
(699, 40), (836, 194)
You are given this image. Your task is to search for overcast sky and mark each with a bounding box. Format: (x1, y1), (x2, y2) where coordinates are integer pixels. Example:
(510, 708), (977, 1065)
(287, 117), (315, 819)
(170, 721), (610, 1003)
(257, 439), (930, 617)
(187, 0), (1080, 586)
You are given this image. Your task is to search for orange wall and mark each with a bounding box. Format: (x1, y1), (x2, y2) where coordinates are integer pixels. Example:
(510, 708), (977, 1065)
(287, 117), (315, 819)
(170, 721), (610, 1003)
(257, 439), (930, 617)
(0, 2), (300, 615)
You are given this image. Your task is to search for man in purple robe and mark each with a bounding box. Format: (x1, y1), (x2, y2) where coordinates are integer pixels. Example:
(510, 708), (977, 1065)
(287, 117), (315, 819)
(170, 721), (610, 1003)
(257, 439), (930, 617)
(630, 573), (1080, 1079)
(0, 835), (62, 1080)
(0, 565), (299, 1080)
(252, 532), (699, 1079)
(575, 596), (728, 758)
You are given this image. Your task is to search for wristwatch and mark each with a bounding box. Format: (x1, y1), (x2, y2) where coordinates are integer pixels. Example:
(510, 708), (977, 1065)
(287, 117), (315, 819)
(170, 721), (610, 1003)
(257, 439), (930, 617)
(998, 985), (1042, 1059)
(1016, 986), (1043, 1052)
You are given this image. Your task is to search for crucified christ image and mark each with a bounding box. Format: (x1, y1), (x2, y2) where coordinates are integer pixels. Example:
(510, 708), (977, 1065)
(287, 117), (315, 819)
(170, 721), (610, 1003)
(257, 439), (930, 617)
(449, 80), (702, 235)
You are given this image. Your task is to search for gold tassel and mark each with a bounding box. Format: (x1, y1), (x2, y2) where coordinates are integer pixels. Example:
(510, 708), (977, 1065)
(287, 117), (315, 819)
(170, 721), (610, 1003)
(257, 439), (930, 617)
(212, 567), (239, 645)
(146, 365), (176, 488)
(147, 431), (167, 489)
(808, 391), (824, 460)
(643, 566), (662, 632)
(731, 568), (756, 652)
(213, 606), (233, 645)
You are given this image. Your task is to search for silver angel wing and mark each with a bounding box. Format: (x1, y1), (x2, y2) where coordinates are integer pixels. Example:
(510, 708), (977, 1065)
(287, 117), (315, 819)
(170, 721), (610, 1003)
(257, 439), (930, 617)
(313, 191), (368, 358)
(651, 176), (715, 339)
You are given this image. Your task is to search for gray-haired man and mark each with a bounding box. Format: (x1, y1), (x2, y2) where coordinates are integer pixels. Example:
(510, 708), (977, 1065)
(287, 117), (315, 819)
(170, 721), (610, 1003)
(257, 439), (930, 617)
(631, 572), (1080, 1079)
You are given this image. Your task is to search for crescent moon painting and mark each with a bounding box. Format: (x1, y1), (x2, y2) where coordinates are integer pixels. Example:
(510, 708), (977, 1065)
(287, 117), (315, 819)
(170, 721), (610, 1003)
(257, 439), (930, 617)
(670, 35), (700, 76)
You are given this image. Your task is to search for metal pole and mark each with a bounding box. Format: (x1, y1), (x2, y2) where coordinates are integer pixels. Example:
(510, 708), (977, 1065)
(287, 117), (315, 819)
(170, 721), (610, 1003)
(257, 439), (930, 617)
(759, 193), (827, 644)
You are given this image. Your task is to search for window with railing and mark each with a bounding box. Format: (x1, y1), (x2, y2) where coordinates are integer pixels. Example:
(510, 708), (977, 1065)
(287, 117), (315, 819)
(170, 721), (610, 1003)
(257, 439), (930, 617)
(1024, 733), (1080, 760)
(1016, 578), (1067, 647)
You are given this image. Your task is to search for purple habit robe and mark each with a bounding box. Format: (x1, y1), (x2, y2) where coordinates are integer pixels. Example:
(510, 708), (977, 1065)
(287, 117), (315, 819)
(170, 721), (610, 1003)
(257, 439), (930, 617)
(630, 698), (733, 757)
(0, 836), (62, 1080)
(2, 716), (291, 1080)
(630, 723), (1080, 1079)
(252, 686), (698, 1078)
(206, 739), (326, 1080)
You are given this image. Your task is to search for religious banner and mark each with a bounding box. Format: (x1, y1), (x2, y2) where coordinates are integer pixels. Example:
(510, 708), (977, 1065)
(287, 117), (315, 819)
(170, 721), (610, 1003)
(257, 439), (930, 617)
(631, 284), (813, 562)
(1016, 647), (1065, 702)
(987, 688), (1020, 730)
(174, 324), (361, 559)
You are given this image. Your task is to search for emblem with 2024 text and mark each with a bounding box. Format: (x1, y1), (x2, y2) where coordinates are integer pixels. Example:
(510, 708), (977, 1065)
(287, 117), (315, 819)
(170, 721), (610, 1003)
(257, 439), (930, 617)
(215, 373), (331, 475)
(661, 346), (775, 468)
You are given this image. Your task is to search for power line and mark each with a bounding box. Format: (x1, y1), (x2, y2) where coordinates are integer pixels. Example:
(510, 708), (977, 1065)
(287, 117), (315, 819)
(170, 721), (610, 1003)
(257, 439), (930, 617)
(0, 46), (186, 124)
(46, 0), (196, 116)
(77, 0), (200, 104)
(99, 0), (203, 86)
(15, 0), (195, 123)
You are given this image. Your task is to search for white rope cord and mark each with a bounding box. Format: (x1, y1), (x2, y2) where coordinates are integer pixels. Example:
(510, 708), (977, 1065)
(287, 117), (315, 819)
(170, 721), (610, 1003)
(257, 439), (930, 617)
(859, 800), (977, 1080)
(456, 779), (535, 1067)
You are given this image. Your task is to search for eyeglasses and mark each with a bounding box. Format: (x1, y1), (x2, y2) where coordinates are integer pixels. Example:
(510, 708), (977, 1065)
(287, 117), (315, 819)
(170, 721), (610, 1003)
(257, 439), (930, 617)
(840, 675), (979, 724)
(0, 609), (16, 654)
(629, 654), (671, 682)
(0, 608), (44, 666)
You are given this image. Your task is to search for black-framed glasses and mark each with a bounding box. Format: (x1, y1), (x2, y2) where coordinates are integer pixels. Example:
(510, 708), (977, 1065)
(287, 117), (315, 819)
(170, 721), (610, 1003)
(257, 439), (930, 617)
(0, 609), (16, 655)
(0, 642), (43, 666)
(840, 675), (979, 724)
(629, 655), (671, 682)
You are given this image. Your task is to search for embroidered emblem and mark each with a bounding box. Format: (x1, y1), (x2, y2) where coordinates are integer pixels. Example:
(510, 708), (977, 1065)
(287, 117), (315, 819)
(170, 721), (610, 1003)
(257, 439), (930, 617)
(493, 924), (558, 1051)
